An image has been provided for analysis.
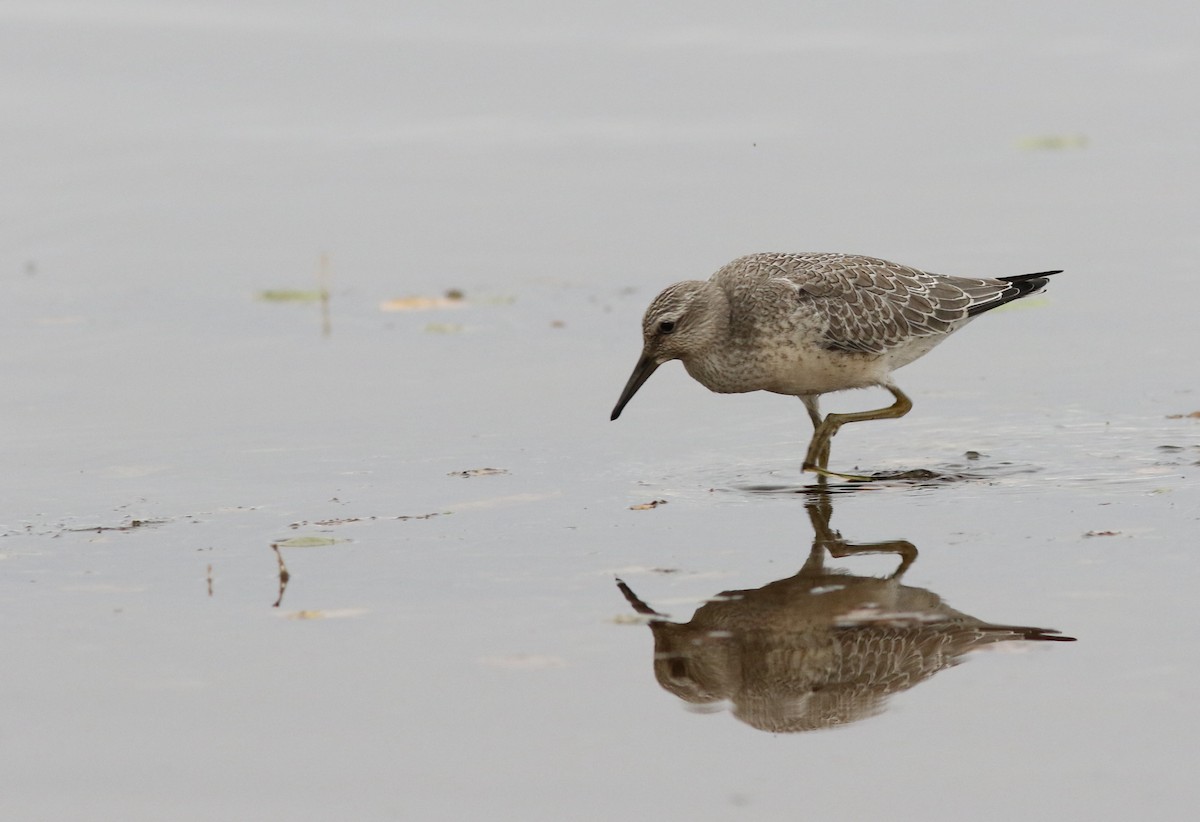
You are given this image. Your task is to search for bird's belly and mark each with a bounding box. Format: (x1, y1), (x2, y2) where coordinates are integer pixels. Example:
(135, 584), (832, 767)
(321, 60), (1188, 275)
(762, 350), (888, 395)
(686, 347), (890, 396)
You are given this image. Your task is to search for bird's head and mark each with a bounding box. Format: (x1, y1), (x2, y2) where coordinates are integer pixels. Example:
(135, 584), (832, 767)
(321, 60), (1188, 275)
(611, 281), (718, 420)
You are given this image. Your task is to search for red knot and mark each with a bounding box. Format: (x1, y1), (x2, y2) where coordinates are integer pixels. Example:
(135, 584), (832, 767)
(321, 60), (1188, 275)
(611, 252), (1059, 479)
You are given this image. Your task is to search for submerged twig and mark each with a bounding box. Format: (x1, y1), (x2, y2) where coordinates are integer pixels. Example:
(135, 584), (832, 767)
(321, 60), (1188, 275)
(318, 252), (332, 337)
(270, 543), (291, 608)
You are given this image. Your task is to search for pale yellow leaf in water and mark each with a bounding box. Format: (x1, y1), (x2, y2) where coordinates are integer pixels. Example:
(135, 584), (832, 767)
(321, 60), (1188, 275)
(629, 499), (668, 510)
(281, 608), (368, 620)
(272, 536), (343, 548)
(257, 289), (324, 302)
(380, 294), (465, 312)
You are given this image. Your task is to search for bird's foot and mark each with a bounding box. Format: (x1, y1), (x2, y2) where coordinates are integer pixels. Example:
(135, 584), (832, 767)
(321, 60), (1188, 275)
(802, 463), (876, 482)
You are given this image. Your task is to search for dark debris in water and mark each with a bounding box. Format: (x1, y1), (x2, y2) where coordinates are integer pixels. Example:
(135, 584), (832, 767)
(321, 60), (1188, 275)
(871, 468), (942, 481)
(287, 511), (445, 529)
(64, 518), (170, 533)
(736, 459), (1042, 495)
(1153, 444), (1200, 467)
(450, 468), (509, 478)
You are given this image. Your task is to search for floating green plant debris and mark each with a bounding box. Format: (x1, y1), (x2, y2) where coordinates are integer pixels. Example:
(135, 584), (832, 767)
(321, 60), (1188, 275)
(1018, 134), (1087, 150)
(257, 289), (324, 302)
(272, 536), (343, 548)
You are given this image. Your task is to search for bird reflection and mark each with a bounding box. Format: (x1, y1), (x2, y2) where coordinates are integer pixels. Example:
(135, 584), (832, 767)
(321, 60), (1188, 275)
(617, 491), (1074, 733)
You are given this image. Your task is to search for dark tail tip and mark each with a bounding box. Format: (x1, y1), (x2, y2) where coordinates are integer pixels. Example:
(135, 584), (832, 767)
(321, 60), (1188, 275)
(967, 269), (1061, 317)
(1001, 269), (1063, 284)
(1003, 269), (1061, 297)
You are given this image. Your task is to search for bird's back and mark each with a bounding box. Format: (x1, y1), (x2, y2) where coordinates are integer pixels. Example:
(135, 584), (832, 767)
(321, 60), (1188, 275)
(711, 252), (1058, 359)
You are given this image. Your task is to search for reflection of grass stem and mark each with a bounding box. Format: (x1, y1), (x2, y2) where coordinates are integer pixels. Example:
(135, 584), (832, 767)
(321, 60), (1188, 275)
(318, 252), (332, 337)
(271, 543), (291, 608)
(206, 564), (213, 597)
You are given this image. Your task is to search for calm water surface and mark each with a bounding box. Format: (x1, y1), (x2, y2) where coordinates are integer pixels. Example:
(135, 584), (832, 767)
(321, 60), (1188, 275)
(2, 2), (1198, 820)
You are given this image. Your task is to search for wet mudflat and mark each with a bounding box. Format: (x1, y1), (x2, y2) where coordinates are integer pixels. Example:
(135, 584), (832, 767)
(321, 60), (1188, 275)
(3, 2), (1199, 820)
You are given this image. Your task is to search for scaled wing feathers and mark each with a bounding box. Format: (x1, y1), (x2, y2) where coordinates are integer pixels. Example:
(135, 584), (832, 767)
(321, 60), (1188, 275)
(756, 253), (1023, 354)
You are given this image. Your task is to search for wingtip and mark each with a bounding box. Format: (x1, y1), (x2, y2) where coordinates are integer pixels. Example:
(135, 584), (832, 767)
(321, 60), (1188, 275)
(1002, 269), (1063, 283)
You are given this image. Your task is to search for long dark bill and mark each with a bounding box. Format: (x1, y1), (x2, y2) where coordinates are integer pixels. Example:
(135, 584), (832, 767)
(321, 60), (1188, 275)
(610, 355), (660, 420)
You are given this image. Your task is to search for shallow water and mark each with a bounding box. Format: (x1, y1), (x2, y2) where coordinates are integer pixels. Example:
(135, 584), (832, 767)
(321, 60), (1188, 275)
(3, 2), (1200, 820)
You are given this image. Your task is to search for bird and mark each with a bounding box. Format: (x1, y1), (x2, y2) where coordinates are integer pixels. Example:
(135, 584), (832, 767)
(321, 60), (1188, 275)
(610, 252), (1059, 478)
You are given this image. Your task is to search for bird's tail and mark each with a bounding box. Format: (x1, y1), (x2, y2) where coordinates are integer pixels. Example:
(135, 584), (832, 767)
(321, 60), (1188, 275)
(1001, 269), (1061, 291)
(966, 269), (1061, 317)
(980, 623), (1077, 642)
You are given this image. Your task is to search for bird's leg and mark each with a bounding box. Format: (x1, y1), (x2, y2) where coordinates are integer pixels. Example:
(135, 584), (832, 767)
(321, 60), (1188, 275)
(800, 395), (823, 430)
(826, 538), (919, 578)
(802, 385), (913, 479)
(800, 395), (849, 480)
(818, 385), (913, 461)
(799, 396), (833, 483)
(803, 487), (917, 576)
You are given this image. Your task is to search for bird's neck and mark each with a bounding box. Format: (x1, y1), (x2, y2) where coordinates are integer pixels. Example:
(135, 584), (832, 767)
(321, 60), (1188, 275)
(681, 285), (749, 393)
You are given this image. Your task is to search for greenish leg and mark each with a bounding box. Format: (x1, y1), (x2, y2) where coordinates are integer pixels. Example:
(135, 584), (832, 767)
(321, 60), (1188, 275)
(804, 488), (918, 576)
(802, 385), (913, 479)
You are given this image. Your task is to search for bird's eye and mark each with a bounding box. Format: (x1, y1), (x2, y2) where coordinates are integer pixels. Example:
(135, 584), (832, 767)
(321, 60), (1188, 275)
(658, 320), (676, 334)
